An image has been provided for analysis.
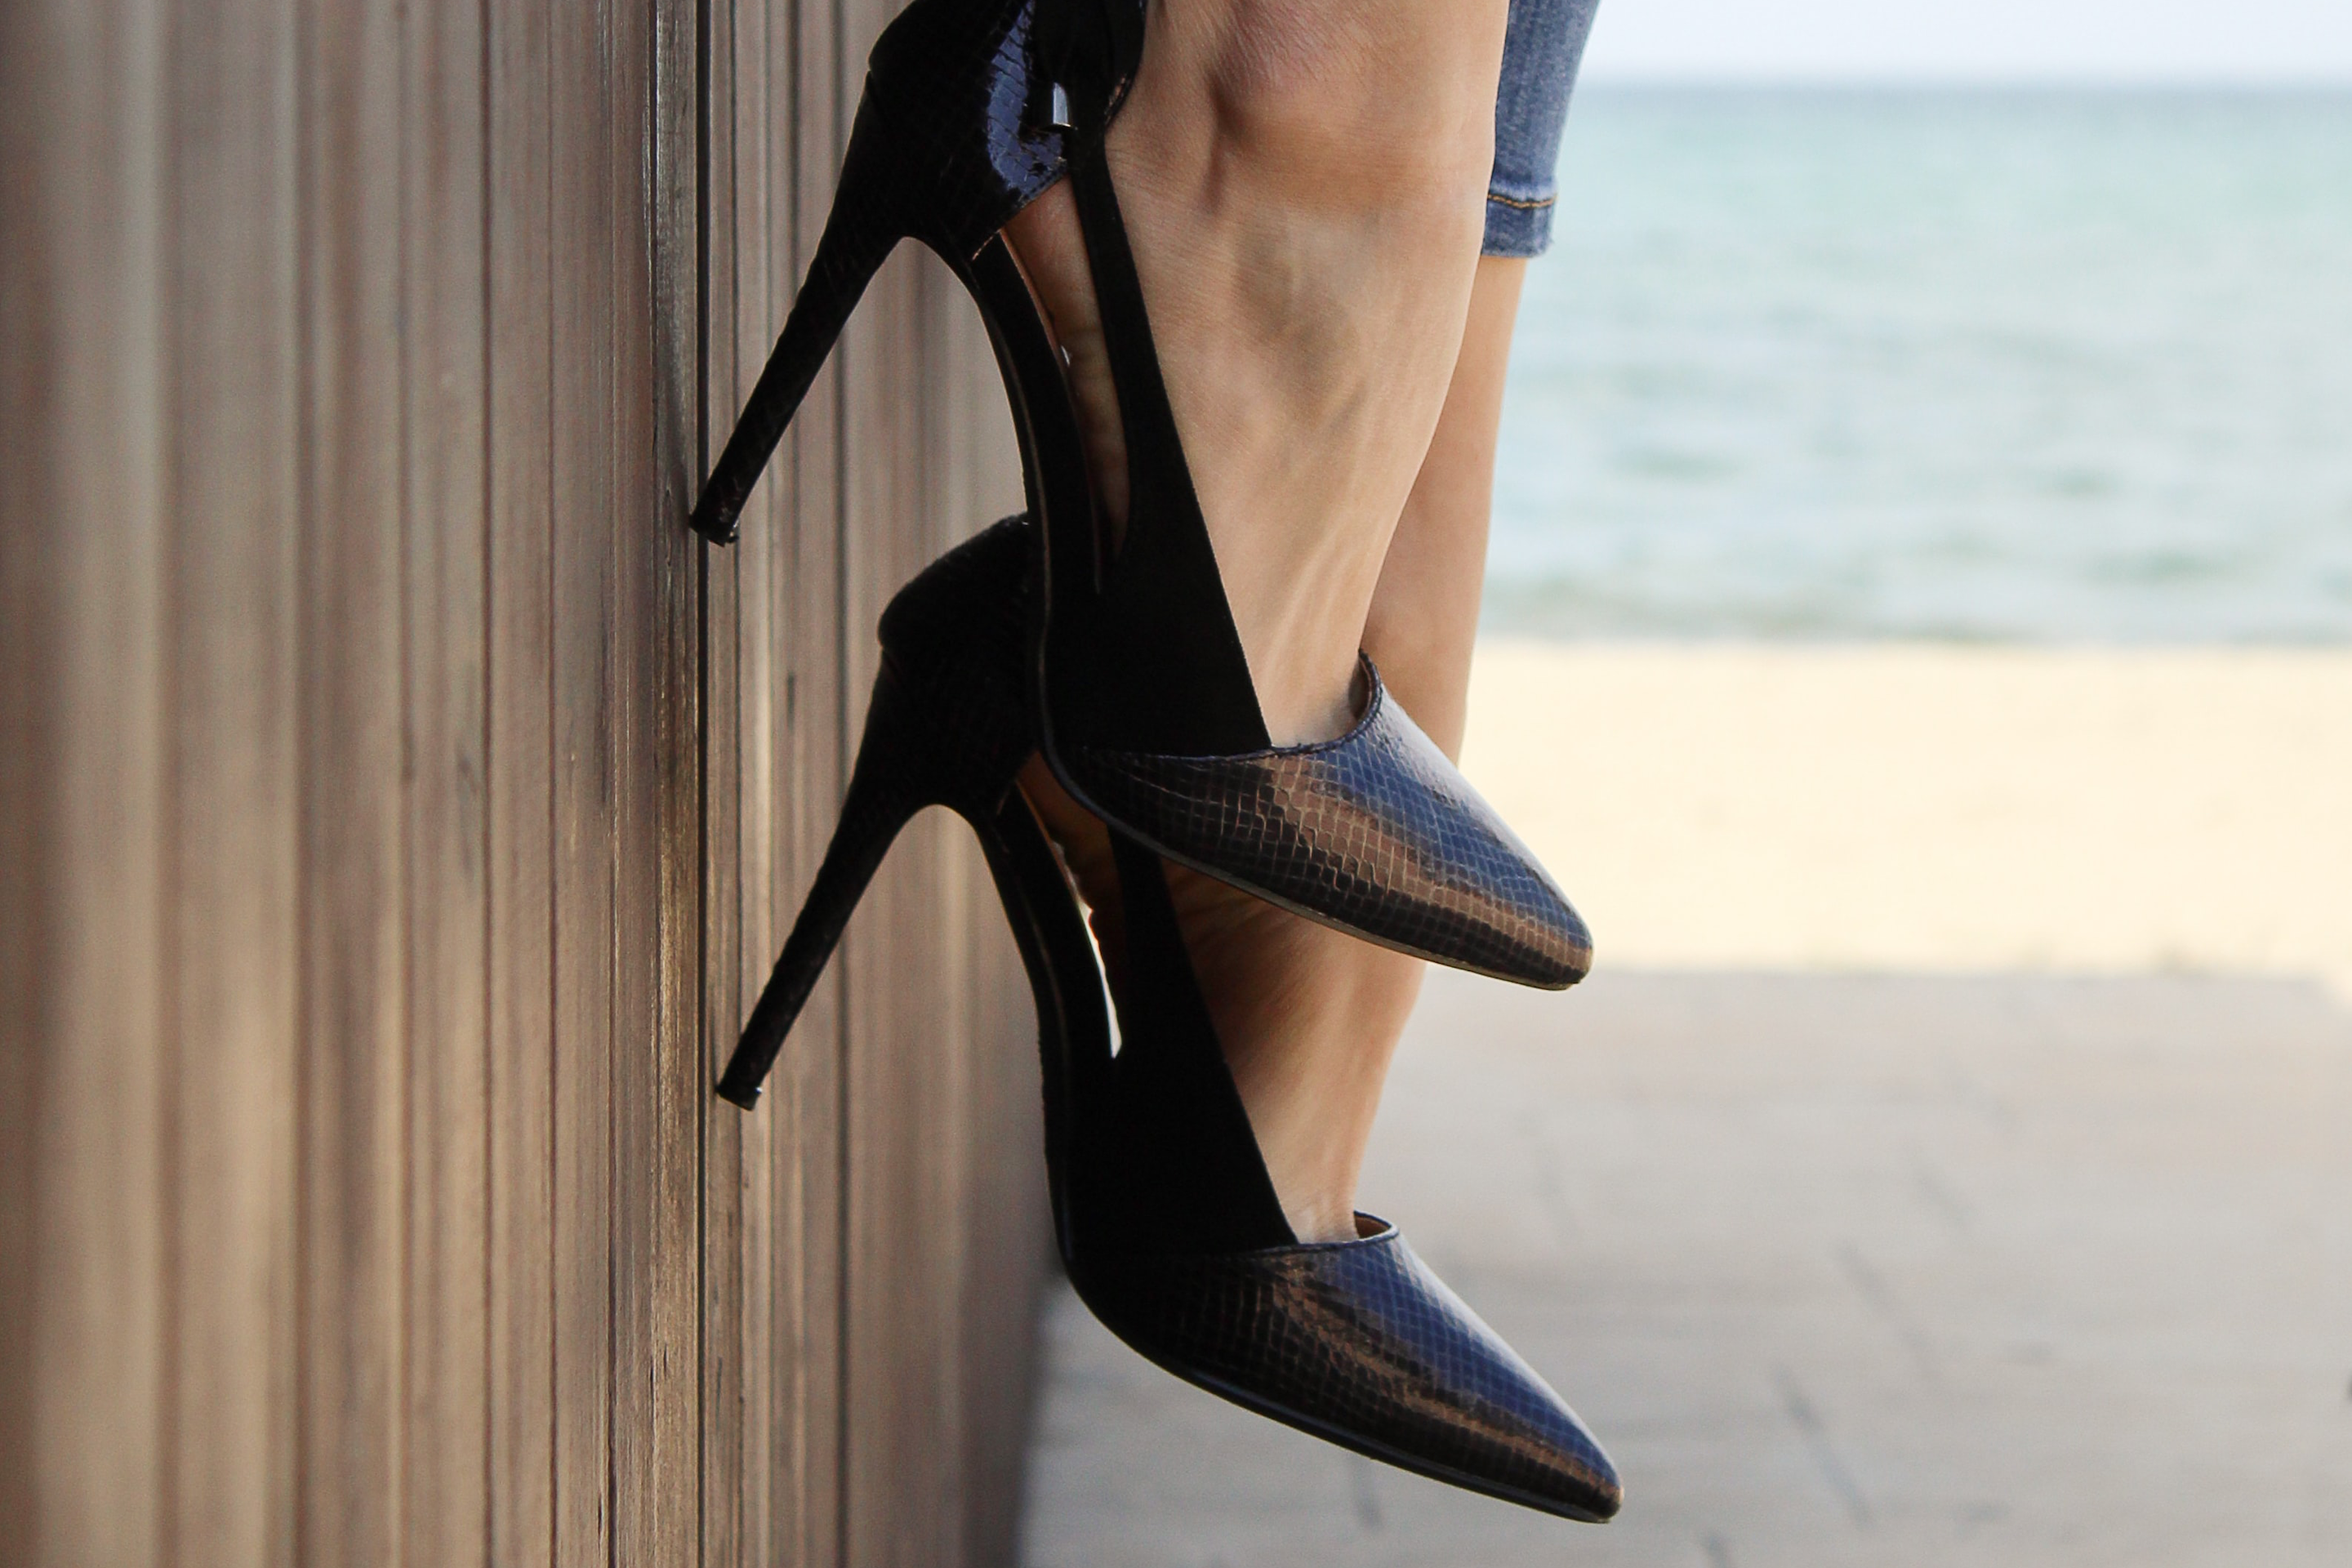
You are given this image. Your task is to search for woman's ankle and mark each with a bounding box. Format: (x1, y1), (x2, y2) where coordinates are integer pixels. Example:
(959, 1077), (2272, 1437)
(1017, 758), (1424, 1245)
(1177, 877), (1427, 1242)
(1006, 2), (1513, 745)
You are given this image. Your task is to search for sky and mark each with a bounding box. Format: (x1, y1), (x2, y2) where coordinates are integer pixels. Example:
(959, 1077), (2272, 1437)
(1578, 0), (2352, 82)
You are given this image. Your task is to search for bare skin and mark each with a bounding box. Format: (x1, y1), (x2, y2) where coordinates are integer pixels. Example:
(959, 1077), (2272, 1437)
(1366, 256), (1526, 762)
(1018, 255), (1530, 1242)
(1004, 1), (1530, 1241)
(1006, 0), (1510, 744)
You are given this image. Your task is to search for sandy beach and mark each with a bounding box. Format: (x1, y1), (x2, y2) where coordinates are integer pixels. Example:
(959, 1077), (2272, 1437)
(1461, 643), (2352, 999)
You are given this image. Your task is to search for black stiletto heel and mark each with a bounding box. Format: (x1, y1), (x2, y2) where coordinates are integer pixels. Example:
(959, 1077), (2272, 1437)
(695, 0), (1592, 989)
(712, 661), (945, 1108)
(690, 128), (899, 544)
(717, 516), (1623, 1523)
(692, 0), (1135, 544)
(715, 518), (1040, 1107)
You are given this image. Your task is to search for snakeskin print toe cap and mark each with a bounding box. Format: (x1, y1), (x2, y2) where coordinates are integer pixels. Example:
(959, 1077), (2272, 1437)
(1072, 1219), (1620, 1522)
(1058, 659), (1592, 987)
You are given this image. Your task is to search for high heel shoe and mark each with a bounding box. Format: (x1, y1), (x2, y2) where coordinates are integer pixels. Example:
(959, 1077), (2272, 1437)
(690, 0), (1592, 991)
(719, 515), (1623, 1522)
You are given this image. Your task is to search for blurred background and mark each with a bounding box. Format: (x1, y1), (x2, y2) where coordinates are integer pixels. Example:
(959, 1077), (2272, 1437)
(1020, 2), (2352, 1563)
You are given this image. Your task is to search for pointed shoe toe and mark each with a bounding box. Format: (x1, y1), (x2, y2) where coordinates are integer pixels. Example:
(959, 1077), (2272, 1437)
(1057, 659), (1592, 987)
(1071, 1219), (1621, 1522)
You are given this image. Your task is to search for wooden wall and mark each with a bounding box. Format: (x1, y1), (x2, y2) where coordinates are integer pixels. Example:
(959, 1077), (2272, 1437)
(0, 0), (1049, 1563)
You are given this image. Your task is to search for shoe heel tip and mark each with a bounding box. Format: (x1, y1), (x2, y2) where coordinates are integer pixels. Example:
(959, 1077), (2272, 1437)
(715, 1078), (763, 1111)
(690, 503), (742, 547)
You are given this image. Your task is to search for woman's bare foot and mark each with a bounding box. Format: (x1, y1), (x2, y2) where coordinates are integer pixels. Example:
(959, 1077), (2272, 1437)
(1004, 3), (1524, 1243)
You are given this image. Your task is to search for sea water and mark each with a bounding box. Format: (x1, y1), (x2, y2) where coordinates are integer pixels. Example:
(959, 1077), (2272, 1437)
(1488, 88), (2352, 641)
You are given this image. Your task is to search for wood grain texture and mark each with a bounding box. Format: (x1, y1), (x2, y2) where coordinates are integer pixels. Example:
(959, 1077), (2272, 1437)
(778, 0), (849, 1557)
(607, 0), (678, 1553)
(547, 0), (617, 1558)
(701, 0), (751, 1561)
(1, 2), (1051, 1562)
(296, 2), (409, 1564)
(161, 0), (300, 1559)
(397, 0), (491, 1558)
(0, 2), (168, 1563)
(484, 0), (556, 1558)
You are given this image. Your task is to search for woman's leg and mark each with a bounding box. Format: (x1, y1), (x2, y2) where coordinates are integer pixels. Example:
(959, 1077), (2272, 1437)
(1364, 254), (1527, 760)
(1006, 0), (1512, 745)
(1187, 254), (1534, 1241)
(1013, 0), (1589, 1241)
(1018, 257), (1531, 1242)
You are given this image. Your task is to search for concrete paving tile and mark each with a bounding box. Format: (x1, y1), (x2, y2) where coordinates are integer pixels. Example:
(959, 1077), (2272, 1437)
(1018, 969), (2352, 1567)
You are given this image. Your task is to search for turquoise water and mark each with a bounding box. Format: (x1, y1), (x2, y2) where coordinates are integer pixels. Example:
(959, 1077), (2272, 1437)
(1488, 88), (2352, 641)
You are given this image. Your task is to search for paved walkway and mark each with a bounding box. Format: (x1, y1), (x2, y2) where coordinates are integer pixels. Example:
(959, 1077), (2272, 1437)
(1018, 969), (2352, 1567)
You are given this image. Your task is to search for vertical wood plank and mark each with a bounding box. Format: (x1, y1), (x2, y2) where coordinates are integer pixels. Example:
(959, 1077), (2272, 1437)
(398, 0), (491, 1557)
(651, 0), (710, 1554)
(296, 0), (409, 1561)
(609, 0), (657, 1540)
(717, 2), (780, 1561)
(0, 0), (167, 1562)
(729, 4), (782, 1551)
(549, 0), (617, 1557)
(700, 0), (749, 1559)
(610, 0), (657, 1525)
(743, 5), (801, 1561)
(608, 0), (705, 1555)
(486, 0), (557, 1557)
(158, 0), (301, 1558)
(779, 0), (846, 1558)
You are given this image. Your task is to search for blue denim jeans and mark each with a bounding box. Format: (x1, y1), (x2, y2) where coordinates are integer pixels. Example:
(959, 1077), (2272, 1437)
(1486, 0), (1601, 257)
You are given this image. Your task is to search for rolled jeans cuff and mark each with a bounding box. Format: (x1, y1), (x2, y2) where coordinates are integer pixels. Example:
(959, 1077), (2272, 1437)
(1483, 0), (1600, 258)
(1482, 184), (1559, 259)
